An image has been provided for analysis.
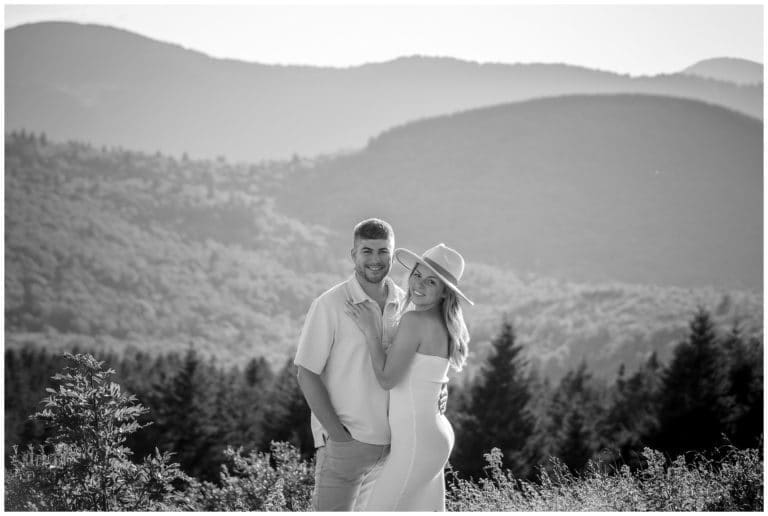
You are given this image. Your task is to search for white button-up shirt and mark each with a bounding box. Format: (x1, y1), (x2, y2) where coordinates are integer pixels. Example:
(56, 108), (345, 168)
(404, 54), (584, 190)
(295, 274), (405, 447)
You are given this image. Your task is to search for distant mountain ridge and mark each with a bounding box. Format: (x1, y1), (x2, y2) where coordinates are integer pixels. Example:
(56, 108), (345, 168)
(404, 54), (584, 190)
(5, 22), (763, 161)
(683, 58), (763, 85)
(276, 93), (763, 290)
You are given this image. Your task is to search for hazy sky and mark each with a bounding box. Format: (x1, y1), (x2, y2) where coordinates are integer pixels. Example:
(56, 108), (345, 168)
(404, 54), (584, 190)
(3, 3), (764, 76)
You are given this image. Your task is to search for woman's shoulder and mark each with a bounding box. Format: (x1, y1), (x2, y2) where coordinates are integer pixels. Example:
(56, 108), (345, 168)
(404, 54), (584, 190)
(399, 310), (430, 331)
(400, 310), (444, 333)
(399, 309), (423, 327)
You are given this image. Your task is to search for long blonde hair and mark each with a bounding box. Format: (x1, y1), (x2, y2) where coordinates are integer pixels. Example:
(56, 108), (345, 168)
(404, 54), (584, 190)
(399, 271), (470, 371)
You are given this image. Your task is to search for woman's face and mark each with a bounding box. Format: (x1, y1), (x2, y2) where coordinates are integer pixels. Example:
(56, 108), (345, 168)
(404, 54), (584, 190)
(409, 264), (446, 309)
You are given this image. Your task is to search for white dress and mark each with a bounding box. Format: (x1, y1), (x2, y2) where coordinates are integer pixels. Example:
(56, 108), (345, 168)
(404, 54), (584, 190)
(364, 353), (454, 511)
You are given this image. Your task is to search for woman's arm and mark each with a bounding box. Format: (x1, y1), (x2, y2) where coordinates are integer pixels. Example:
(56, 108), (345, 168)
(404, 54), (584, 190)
(345, 302), (421, 390)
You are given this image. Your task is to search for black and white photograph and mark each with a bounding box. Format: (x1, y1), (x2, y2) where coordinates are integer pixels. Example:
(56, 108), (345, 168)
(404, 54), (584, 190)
(3, 1), (764, 511)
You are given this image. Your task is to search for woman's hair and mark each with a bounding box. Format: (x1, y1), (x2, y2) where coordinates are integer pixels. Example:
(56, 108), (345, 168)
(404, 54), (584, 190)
(399, 270), (470, 371)
(441, 288), (470, 371)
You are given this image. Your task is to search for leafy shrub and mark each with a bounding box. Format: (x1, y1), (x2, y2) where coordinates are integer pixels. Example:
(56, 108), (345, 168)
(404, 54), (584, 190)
(4, 353), (189, 510)
(181, 442), (315, 511)
(446, 446), (763, 511)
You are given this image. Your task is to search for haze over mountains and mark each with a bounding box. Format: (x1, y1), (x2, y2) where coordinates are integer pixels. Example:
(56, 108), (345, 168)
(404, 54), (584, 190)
(5, 22), (763, 161)
(277, 94), (762, 290)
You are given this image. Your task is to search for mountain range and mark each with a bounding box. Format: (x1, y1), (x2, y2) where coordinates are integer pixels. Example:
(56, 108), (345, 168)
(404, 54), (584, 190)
(5, 22), (763, 161)
(277, 94), (762, 290)
(3, 21), (763, 380)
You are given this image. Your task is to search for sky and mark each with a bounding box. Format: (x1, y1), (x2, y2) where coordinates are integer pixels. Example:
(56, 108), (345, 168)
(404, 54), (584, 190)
(3, 2), (764, 76)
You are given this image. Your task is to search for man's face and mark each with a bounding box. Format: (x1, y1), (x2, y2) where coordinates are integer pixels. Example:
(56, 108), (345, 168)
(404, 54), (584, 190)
(351, 238), (394, 285)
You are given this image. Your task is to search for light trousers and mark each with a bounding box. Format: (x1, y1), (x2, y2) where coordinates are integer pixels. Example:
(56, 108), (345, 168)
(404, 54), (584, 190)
(312, 438), (390, 511)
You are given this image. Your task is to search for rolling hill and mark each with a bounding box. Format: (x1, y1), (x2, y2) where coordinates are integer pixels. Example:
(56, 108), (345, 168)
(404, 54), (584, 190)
(5, 22), (763, 161)
(4, 133), (762, 381)
(682, 58), (763, 85)
(276, 94), (763, 290)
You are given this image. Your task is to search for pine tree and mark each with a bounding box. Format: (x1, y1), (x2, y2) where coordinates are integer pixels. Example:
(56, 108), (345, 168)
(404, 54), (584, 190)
(654, 307), (734, 458)
(604, 352), (663, 468)
(259, 359), (313, 457)
(453, 321), (536, 479)
(229, 358), (274, 449)
(721, 324), (763, 448)
(544, 360), (604, 473)
(244, 356), (274, 389)
(147, 347), (219, 480)
(558, 408), (594, 472)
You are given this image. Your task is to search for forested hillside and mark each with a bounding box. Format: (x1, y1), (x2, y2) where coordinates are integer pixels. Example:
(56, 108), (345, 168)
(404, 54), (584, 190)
(278, 94), (763, 290)
(5, 132), (342, 366)
(4, 132), (762, 380)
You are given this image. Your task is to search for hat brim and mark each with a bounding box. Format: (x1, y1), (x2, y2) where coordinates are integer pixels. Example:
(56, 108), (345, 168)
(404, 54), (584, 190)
(395, 248), (474, 306)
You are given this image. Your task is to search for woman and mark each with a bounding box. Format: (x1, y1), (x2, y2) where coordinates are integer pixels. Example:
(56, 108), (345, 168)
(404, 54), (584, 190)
(345, 243), (472, 511)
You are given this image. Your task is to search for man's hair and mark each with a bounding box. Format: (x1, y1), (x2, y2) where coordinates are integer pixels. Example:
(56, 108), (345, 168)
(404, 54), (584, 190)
(353, 218), (394, 243)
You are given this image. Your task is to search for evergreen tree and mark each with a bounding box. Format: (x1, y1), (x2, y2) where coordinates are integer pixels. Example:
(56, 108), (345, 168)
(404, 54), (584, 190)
(244, 356), (274, 389)
(259, 359), (313, 457)
(543, 360), (605, 473)
(453, 321), (536, 479)
(146, 347), (220, 481)
(227, 358), (274, 450)
(721, 324), (763, 448)
(654, 307), (734, 458)
(604, 352), (663, 468)
(558, 407), (594, 472)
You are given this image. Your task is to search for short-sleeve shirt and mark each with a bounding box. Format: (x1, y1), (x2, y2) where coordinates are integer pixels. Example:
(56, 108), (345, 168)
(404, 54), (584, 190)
(294, 274), (405, 447)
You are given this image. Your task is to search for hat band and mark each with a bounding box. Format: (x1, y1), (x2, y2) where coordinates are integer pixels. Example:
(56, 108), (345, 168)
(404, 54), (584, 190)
(423, 256), (459, 286)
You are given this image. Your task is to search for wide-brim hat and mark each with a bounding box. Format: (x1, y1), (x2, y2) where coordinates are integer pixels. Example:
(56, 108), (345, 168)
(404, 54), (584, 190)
(395, 243), (474, 306)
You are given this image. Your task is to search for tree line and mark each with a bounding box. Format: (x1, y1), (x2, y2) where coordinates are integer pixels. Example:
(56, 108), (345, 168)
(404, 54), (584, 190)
(7, 307), (762, 484)
(7, 351), (761, 511)
(450, 307), (762, 480)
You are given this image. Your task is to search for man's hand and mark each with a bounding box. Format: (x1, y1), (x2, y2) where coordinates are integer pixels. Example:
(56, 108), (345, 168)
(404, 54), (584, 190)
(438, 383), (448, 414)
(328, 426), (354, 443)
(296, 366), (352, 443)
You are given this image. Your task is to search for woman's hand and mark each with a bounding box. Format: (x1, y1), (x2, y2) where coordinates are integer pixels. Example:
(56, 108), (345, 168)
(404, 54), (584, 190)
(344, 299), (380, 343)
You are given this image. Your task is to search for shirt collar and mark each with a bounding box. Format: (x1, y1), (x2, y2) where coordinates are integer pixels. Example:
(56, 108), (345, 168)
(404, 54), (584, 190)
(347, 274), (404, 307)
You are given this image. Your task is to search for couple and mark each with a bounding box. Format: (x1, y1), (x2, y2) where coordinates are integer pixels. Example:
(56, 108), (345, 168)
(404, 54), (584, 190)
(294, 218), (473, 511)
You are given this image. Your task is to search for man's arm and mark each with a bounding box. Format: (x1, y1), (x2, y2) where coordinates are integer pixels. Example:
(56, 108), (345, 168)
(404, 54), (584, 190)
(296, 365), (352, 442)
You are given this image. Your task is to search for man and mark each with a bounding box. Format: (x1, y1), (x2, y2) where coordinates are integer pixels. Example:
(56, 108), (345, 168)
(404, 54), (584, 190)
(296, 218), (449, 510)
(295, 218), (403, 511)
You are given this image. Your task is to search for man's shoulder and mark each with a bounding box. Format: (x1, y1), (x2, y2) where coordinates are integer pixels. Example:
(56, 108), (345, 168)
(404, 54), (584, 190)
(314, 278), (352, 306)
